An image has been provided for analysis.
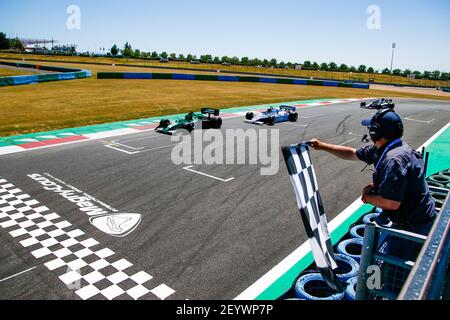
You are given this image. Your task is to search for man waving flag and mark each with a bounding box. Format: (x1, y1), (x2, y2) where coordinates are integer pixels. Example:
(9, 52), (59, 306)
(282, 143), (345, 292)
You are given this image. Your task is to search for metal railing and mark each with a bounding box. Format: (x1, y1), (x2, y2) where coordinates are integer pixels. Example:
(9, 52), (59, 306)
(399, 190), (450, 300)
(355, 187), (450, 300)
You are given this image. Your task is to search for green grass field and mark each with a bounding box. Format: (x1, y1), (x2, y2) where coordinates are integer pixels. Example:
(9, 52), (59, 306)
(1, 52), (450, 88)
(1, 59), (449, 138)
(0, 67), (40, 77)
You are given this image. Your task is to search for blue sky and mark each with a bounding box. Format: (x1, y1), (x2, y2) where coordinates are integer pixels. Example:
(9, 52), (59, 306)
(0, 0), (449, 71)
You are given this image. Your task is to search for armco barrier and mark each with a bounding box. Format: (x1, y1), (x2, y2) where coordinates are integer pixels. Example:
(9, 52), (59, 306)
(0, 60), (92, 87)
(97, 72), (370, 89)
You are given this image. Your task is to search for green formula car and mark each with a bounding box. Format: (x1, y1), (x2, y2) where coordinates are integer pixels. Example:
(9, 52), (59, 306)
(155, 108), (223, 135)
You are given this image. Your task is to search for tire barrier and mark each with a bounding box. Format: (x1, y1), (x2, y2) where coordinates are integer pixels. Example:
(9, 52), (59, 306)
(337, 238), (363, 263)
(427, 180), (445, 188)
(294, 273), (346, 300)
(0, 61), (91, 87)
(362, 212), (380, 224)
(97, 72), (370, 89)
(334, 254), (360, 281)
(345, 277), (358, 301)
(431, 191), (448, 210)
(428, 174), (450, 186)
(350, 224), (365, 240)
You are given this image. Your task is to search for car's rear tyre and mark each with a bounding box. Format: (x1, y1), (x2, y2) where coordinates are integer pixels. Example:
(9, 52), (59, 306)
(246, 112), (254, 120)
(215, 117), (223, 129)
(289, 112), (299, 122)
(185, 124), (194, 133)
(159, 119), (171, 129)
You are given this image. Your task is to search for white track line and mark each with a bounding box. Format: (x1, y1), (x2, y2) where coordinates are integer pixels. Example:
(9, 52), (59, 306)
(183, 166), (235, 183)
(104, 145), (140, 155)
(0, 266), (38, 283)
(234, 121), (450, 300)
(110, 141), (145, 150)
(348, 132), (365, 137)
(299, 114), (324, 119)
(281, 123), (309, 128)
(339, 138), (360, 146)
(405, 117), (435, 124)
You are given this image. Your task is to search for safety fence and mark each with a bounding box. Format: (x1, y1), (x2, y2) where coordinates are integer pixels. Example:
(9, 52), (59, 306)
(0, 61), (92, 87)
(280, 169), (450, 300)
(97, 72), (370, 89)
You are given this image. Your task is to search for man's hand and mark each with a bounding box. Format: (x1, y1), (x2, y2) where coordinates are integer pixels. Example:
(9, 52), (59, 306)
(310, 139), (325, 150)
(308, 138), (359, 161)
(362, 184), (375, 196)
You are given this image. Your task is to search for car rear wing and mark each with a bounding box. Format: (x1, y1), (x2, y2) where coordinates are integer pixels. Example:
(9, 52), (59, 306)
(280, 105), (297, 112)
(201, 108), (220, 116)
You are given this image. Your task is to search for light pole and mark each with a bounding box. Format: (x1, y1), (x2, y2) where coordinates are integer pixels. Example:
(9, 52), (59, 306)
(390, 43), (396, 73)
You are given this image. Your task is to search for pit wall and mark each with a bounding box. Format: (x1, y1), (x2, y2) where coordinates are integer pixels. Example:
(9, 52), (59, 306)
(97, 72), (370, 89)
(0, 61), (92, 86)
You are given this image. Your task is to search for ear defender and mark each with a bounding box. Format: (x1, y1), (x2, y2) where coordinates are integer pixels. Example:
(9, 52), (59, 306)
(368, 109), (401, 142)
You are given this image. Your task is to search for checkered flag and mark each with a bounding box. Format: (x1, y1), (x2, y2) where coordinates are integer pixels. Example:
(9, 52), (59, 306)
(282, 144), (345, 292)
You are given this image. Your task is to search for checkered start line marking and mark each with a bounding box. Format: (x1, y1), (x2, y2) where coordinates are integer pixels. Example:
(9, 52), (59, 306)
(0, 177), (175, 300)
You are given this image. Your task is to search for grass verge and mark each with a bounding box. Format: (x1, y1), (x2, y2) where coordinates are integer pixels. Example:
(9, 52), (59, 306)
(0, 60), (449, 137)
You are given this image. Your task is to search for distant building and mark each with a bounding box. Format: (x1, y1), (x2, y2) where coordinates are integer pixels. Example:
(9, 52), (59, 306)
(295, 64), (302, 70)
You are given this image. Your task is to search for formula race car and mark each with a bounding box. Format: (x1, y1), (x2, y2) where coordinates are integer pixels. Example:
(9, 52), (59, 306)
(155, 108), (222, 135)
(360, 98), (395, 110)
(245, 106), (298, 126)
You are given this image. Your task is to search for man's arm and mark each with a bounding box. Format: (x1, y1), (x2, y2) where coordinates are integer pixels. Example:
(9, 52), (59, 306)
(362, 194), (402, 211)
(310, 139), (359, 161)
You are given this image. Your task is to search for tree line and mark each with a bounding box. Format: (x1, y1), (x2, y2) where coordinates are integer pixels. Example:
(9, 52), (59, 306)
(0, 32), (448, 81)
(0, 32), (24, 51)
(110, 43), (449, 81)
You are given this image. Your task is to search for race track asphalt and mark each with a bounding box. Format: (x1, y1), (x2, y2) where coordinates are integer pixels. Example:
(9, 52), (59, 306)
(1, 98), (449, 300)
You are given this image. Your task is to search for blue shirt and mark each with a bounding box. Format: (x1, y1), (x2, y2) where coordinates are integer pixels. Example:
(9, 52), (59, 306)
(356, 141), (436, 226)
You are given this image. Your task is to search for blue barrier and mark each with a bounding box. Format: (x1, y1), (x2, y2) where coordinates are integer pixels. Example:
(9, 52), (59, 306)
(0, 61), (92, 87)
(97, 72), (370, 90)
(124, 73), (153, 79)
(218, 75), (239, 82)
(172, 74), (195, 80)
(323, 81), (339, 87)
(352, 83), (370, 89)
(12, 75), (40, 85)
(259, 78), (278, 84)
(293, 79), (308, 85)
